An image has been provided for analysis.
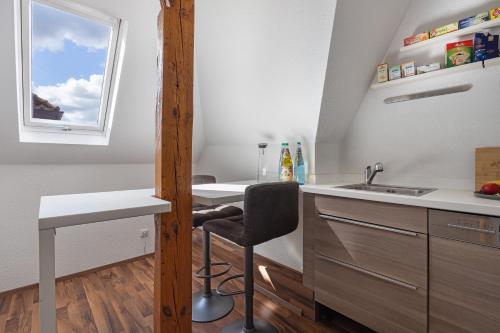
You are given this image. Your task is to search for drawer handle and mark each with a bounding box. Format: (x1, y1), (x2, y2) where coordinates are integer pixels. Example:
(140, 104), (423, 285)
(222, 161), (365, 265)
(316, 253), (418, 291)
(447, 224), (496, 234)
(318, 214), (419, 237)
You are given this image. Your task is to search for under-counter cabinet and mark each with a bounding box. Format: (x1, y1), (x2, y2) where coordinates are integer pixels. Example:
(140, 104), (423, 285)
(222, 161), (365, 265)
(303, 194), (500, 333)
(304, 194), (428, 333)
(429, 210), (500, 333)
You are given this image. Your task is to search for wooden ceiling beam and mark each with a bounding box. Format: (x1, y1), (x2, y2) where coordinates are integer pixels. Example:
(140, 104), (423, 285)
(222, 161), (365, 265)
(154, 0), (194, 332)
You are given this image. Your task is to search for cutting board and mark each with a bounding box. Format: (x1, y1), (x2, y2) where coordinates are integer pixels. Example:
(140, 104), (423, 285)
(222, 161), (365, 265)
(475, 147), (500, 191)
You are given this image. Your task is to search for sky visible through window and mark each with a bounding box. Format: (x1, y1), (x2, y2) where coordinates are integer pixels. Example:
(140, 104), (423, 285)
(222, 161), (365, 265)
(31, 1), (111, 124)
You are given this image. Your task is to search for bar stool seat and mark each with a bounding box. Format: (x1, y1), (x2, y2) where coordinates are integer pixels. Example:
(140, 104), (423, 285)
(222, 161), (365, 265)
(193, 204), (242, 228)
(202, 216), (246, 245)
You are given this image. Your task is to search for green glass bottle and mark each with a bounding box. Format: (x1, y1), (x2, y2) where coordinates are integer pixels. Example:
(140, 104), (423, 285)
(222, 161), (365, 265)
(277, 143), (285, 180)
(280, 143), (293, 182)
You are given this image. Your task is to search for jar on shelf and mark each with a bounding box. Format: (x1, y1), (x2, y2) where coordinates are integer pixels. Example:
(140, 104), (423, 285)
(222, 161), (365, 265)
(257, 143), (268, 183)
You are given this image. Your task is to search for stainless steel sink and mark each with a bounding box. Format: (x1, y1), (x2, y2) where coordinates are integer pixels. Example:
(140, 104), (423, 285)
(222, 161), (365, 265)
(336, 184), (437, 197)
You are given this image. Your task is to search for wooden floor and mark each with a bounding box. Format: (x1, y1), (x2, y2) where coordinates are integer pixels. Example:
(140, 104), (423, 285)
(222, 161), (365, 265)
(0, 231), (370, 333)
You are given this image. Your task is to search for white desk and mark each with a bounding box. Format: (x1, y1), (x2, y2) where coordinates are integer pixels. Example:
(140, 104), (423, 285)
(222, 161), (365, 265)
(38, 189), (171, 333)
(37, 183), (249, 332)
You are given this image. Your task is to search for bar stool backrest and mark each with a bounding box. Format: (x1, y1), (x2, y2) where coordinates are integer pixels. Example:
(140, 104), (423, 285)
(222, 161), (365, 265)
(193, 175), (217, 185)
(243, 182), (299, 246)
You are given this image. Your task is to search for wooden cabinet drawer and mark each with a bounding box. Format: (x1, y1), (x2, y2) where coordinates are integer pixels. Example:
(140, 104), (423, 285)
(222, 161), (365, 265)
(429, 237), (500, 333)
(315, 214), (428, 288)
(315, 195), (427, 234)
(315, 254), (427, 333)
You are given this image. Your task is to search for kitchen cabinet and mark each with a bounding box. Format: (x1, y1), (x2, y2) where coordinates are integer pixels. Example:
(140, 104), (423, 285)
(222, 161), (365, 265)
(315, 195), (427, 233)
(315, 213), (428, 288)
(429, 236), (500, 333)
(315, 253), (427, 333)
(304, 195), (428, 333)
(303, 190), (500, 333)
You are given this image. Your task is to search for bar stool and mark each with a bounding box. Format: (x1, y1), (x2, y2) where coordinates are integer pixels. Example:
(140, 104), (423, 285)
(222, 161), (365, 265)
(192, 175), (243, 323)
(192, 175), (217, 209)
(203, 182), (299, 333)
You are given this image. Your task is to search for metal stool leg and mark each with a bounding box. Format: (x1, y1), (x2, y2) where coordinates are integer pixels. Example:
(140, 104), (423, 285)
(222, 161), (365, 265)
(221, 247), (278, 333)
(192, 230), (234, 323)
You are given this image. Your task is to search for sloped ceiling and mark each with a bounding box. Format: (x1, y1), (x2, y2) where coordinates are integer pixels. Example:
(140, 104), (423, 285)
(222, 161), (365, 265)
(1, 0), (410, 170)
(314, 0), (410, 175)
(316, 0), (411, 145)
(0, 0), (205, 165)
(195, 0), (336, 150)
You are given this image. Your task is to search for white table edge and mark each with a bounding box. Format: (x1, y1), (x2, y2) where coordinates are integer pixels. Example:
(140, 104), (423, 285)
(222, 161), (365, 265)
(38, 203), (171, 230)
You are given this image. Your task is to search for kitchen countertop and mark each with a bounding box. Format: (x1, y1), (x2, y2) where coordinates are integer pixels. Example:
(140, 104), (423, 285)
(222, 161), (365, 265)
(302, 184), (500, 217)
(38, 183), (252, 230)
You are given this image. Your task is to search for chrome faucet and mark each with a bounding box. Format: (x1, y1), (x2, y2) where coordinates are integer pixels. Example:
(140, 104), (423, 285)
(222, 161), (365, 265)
(364, 162), (384, 185)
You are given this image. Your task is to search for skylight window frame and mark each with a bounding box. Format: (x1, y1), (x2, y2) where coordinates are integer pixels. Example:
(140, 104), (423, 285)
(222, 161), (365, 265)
(17, 0), (123, 135)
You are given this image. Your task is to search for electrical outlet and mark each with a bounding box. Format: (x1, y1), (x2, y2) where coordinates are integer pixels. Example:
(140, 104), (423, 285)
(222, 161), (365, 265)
(140, 228), (149, 239)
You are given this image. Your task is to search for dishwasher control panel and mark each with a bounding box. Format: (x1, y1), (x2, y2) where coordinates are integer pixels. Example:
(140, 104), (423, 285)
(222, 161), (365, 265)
(429, 209), (500, 248)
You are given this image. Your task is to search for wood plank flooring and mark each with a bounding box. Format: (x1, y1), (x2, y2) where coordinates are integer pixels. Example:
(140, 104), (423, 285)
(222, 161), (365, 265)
(0, 230), (371, 333)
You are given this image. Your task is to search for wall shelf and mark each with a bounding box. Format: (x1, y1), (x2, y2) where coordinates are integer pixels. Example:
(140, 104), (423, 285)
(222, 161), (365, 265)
(371, 57), (500, 90)
(400, 19), (500, 54)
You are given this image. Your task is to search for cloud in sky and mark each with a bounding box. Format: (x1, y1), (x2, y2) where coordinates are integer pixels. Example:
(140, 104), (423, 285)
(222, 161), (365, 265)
(34, 74), (104, 124)
(32, 2), (110, 53)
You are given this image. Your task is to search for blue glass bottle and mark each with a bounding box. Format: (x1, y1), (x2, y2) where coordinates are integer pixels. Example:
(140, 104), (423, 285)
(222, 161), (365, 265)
(294, 142), (305, 185)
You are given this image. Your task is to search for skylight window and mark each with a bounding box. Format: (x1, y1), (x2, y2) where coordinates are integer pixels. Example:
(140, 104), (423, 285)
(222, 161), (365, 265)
(15, 0), (127, 145)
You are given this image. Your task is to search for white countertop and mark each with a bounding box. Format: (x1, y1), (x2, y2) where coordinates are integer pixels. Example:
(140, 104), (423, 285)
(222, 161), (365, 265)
(39, 189), (171, 230)
(302, 184), (500, 217)
(38, 183), (250, 230)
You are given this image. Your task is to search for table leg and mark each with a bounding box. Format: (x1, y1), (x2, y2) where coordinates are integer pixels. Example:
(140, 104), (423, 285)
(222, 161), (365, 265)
(39, 228), (56, 333)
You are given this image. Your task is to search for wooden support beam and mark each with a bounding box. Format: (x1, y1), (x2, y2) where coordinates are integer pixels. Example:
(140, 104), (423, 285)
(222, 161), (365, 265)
(154, 0), (194, 332)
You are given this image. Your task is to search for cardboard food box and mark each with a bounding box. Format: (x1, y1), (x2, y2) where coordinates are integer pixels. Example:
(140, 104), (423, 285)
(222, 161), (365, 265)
(446, 40), (473, 67)
(475, 147), (500, 192)
(401, 61), (416, 77)
(431, 22), (459, 38)
(490, 8), (500, 20)
(389, 65), (402, 80)
(416, 63), (441, 74)
(459, 12), (489, 29)
(474, 33), (500, 61)
(377, 64), (389, 83)
(404, 32), (430, 46)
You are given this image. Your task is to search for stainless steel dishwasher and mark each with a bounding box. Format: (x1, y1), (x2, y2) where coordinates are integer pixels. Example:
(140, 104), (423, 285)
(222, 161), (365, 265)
(429, 209), (500, 333)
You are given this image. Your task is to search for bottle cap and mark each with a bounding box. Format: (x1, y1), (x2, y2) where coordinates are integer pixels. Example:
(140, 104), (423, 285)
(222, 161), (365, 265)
(258, 143), (268, 149)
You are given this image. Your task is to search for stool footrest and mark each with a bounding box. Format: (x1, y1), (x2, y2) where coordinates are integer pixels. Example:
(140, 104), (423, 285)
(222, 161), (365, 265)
(195, 262), (232, 279)
(216, 273), (245, 296)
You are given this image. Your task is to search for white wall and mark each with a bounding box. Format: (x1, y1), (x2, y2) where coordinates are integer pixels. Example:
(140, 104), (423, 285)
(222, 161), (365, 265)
(194, 0), (336, 271)
(340, 0), (500, 190)
(195, 0), (336, 182)
(0, 0), (205, 291)
(0, 164), (154, 292)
